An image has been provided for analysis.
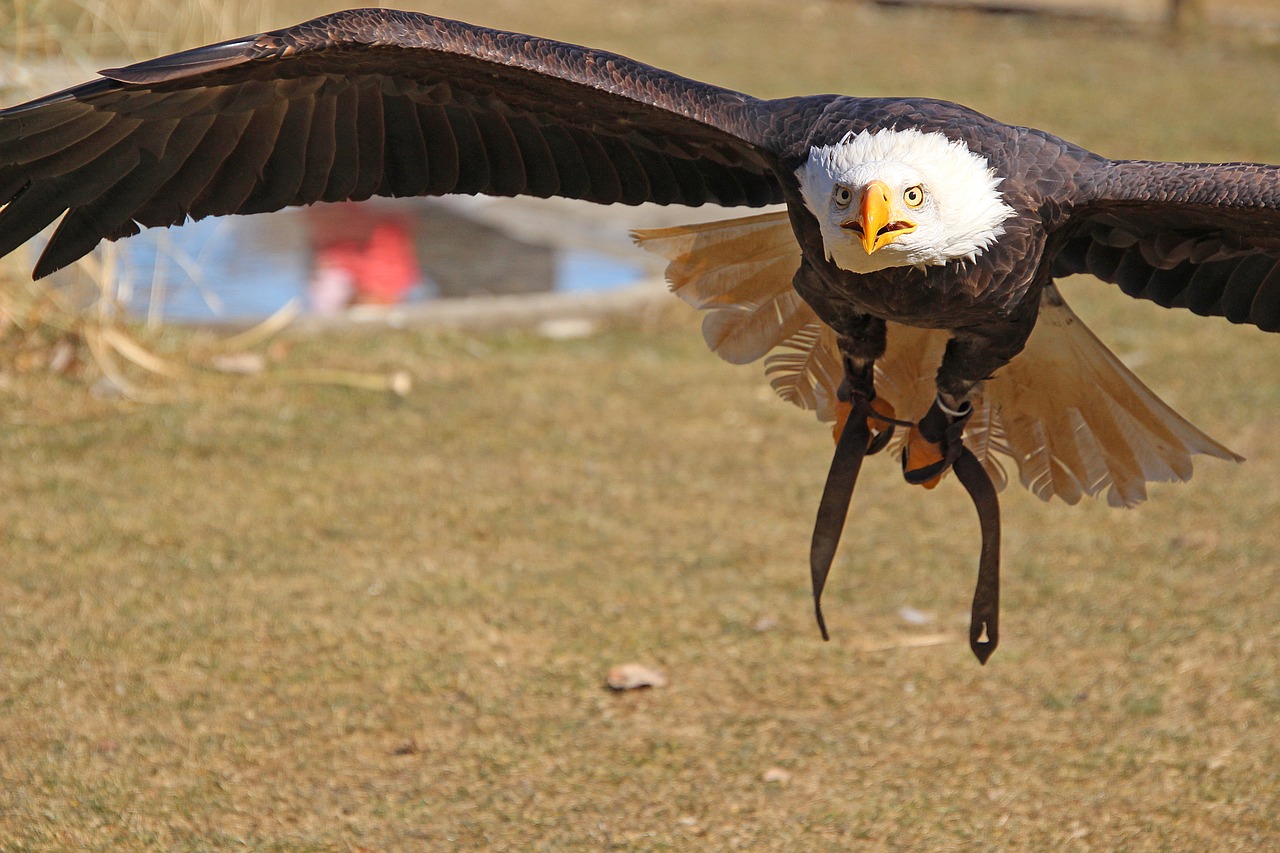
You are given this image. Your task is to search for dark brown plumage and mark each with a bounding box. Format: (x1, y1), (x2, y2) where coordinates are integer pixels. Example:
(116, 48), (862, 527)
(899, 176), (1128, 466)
(2, 8), (1278, 661)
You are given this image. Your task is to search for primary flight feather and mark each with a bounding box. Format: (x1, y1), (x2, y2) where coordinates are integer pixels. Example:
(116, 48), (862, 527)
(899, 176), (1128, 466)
(2, 8), (1277, 661)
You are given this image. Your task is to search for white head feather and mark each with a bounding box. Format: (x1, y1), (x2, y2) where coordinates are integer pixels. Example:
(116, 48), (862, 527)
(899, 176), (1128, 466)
(797, 128), (1016, 274)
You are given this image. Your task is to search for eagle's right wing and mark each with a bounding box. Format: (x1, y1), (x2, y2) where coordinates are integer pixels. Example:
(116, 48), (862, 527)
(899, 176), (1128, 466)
(0, 8), (819, 279)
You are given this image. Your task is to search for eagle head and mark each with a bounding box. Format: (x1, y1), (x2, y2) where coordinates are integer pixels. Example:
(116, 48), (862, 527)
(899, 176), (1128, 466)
(797, 128), (1016, 274)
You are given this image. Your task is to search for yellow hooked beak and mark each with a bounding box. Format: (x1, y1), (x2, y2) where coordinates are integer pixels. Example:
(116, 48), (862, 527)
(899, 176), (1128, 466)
(844, 180), (917, 255)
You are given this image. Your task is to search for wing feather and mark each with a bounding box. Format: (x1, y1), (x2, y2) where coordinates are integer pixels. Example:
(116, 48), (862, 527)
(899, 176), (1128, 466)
(132, 109), (255, 227)
(187, 96), (288, 220)
(0, 118), (143, 260)
(349, 79), (387, 202)
(1058, 160), (1280, 333)
(239, 94), (316, 214)
(39, 117), (206, 270)
(311, 81), (363, 203)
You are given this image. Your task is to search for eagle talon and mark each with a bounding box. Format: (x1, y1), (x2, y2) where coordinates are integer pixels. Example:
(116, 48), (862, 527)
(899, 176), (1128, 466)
(902, 397), (973, 488)
(833, 395), (903, 454)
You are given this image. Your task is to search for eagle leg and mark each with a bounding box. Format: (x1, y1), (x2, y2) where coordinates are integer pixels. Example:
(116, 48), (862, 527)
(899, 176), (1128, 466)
(905, 316), (1034, 488)
(952, 446), (1002, 663)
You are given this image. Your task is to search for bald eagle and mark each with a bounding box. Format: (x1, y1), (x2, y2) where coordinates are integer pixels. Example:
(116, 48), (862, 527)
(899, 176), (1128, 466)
(2, 9), (1277, 661)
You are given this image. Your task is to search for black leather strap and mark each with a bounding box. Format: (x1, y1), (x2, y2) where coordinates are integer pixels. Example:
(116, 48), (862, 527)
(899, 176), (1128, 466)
(952, 446), (1001, 664)
(809, 394), (874, 641)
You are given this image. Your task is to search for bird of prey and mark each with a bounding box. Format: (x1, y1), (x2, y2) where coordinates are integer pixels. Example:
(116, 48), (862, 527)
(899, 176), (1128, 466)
(1, 8), (1277, 661)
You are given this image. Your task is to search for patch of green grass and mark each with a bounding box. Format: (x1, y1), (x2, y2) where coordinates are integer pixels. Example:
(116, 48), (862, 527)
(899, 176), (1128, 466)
(2, 1), (1279, 850)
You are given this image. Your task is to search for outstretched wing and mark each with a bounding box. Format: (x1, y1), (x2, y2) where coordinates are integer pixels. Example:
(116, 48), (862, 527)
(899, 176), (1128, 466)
(1056, 160), (1280, 331)
(0, 8), (808, 278)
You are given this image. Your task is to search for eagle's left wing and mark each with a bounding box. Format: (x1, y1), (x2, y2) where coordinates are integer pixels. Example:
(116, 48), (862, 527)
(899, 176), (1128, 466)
(1055, 160), (1280, 331)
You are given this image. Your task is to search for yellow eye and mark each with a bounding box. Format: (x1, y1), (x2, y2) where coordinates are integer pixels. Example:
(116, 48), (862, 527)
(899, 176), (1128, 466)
(903, 185), (925, 208)
(833, 185), (853, 207)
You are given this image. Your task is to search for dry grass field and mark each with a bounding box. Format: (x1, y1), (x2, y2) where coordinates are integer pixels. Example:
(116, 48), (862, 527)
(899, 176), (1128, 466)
(2, 1), (1279, 849)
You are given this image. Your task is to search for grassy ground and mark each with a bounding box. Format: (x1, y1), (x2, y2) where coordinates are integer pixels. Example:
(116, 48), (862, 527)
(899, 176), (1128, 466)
(2, 1), (1279, 849)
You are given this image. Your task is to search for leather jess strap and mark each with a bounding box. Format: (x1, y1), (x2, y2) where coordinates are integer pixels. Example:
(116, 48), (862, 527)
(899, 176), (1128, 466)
(808, 399), (1003, 663)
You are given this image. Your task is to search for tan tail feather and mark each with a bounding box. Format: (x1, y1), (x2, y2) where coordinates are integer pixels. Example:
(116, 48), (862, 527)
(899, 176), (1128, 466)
(985, 284), (1242, 507)
(634, 212), (807, 364)
(633, 211), (796, 310)
(762, 320), (843, 413)
(635, 214), (1240, 506)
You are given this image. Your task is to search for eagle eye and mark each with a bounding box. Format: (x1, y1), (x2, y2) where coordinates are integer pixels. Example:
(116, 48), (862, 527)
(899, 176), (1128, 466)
(833, 185), (853, 208)
(903, 185), (925, 208)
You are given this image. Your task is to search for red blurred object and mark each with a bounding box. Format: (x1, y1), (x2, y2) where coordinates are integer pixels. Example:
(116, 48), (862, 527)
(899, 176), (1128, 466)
(309, 204), (422, 311)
